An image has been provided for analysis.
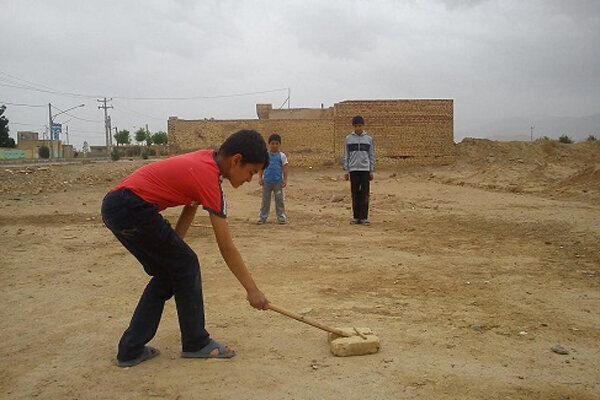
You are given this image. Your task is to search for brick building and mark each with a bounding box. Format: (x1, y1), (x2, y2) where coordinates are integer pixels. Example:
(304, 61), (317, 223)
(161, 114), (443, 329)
(12, 131), (74, 159)
(168, 99), (454, 167)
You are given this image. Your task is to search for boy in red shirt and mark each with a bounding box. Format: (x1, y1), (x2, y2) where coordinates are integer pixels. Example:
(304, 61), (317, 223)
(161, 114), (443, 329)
(101, 130), (270, 367)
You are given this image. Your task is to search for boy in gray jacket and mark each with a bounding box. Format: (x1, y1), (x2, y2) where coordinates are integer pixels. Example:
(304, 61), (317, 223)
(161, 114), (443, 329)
(343, 115), (375, 225)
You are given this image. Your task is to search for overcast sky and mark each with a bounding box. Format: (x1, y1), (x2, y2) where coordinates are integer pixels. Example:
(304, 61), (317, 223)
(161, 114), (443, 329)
(2, 0), (599, 149)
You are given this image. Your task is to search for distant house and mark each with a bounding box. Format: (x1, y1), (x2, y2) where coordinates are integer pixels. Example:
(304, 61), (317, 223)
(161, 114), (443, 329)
(13, 131), (73, 159)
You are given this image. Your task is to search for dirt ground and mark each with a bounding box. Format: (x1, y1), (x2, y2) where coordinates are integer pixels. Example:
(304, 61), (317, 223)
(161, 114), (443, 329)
(1, 139), (599, 399)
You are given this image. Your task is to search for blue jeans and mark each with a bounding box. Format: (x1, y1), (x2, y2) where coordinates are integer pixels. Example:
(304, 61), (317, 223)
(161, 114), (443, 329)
(101, 189), (210, 362)
(259, 181), (286, 222)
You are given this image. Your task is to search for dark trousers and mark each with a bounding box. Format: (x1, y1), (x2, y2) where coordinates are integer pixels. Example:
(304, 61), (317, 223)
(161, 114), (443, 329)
(350, 171), (371, 220)
(101, 189), (210, 362)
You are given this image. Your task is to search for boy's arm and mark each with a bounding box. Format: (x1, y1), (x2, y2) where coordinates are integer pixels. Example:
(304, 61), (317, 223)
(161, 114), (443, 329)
(369, 136), (375, 178)
(282, 165), (288, 188)
(209, 212), (268, 310)
(259, 169), (264, 186)
(175, 204), (198, 238)
(343, 138), (350, 180)
(343, 138), (349, 172)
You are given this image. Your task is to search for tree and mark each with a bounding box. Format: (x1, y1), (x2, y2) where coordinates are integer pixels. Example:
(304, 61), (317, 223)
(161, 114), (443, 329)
(114, 129), (131, 146)
(558, 134), (573, 144)
(0, 105), (16, 148)
(586, 135), (597, 141)
(152, 131), (168, 145)
(110, 147), (120, 161)
(38, 145), (50, 159)
(145, 132), (154, 145)
(134, 128), (147, 144)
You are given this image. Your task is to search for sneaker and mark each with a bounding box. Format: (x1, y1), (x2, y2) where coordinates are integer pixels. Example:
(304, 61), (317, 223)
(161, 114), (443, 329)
(278, 220), (287, 225)
(257, 219), (266, 225)
(350, 219), (361, 225)
(361, 219), (371, 226)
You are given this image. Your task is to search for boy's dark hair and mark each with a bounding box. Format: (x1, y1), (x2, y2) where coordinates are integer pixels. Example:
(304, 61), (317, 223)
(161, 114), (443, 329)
(219, 130), (269, 168)
(268, 133), (282, 144)
(352, 115), (365, 125)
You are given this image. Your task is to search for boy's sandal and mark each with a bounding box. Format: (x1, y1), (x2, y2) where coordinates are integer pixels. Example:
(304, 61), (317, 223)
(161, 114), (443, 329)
(117, 346), (160, 368)
(181, 339), (236, 359)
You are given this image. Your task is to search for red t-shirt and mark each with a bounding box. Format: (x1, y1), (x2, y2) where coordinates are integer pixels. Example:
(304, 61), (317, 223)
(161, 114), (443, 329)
(112, 149), (226, 217)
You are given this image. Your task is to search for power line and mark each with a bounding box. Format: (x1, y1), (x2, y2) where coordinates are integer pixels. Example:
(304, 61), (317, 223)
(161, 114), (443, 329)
(0, 78), (46, 93)
(8, 122), (45, 128)
(1, 101), (99, 122)
(63, 131), (104, 137)
(114, 87), (289, 101)
(0, 82), (99, 99)
(0, 71), (289, 101)
(59, 128), (105, 134)
(51, 104), (103, 123)
(112, 101), (164, 121)
(0, 71), (61, 92)
(1, 81), (289, 101)
(54, 111), (102, 123)
(0, 100), (46, 107)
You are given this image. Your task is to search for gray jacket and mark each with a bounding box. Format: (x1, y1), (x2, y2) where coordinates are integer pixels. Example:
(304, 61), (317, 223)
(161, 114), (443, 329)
(343, 131), (375, 172)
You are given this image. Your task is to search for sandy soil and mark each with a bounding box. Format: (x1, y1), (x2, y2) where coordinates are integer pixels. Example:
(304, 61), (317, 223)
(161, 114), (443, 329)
(1, 140), (599, 399)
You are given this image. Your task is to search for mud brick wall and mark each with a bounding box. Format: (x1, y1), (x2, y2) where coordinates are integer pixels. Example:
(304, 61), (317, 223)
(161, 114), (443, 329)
(168, 99), (454, 168)
(168, 118), (334, 167)
(256, 104), (334, 120)
(333, 100), (455, 166)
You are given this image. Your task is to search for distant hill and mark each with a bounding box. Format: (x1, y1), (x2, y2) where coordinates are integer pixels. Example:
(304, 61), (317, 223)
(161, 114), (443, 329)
(457, 113), (600, 142)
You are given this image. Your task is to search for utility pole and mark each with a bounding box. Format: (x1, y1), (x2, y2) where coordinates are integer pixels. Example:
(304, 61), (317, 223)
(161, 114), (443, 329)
(65, 125), (69, 145)
(48, 103), (53, 159)
(97, 98), (113, 157)
(279, 88), (291, 110)
(530, 126), (535, 141)
(47, 102), (84, 159)
(107, 116), (112, 147)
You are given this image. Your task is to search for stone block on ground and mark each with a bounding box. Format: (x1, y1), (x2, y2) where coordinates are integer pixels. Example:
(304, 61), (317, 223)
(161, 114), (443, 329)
(328, 327), (380, 357)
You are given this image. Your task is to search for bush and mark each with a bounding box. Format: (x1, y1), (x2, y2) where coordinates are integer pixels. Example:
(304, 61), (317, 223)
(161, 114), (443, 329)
(587, 135), (597, 141)
(149, 148), (156, 156)
(141, 149), (149, 159)
(38, 145), (50, 159)
(110, 148), (120, 161)
(558, 135), (573, 144)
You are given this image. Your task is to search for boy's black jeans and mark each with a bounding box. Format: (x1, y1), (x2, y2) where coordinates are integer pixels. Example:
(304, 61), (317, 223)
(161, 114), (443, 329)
(101, 189), (210, 362)
(349, 171), (371, 220)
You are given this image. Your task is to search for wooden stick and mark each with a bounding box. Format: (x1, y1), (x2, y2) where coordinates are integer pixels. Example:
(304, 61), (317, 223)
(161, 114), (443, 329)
(268, 304), (351, 337)
(353, 327), (368, 340)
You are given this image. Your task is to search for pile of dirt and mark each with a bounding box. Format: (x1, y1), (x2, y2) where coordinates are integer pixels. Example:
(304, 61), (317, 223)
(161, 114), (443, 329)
(455, 138), (598, 168)
(555, 163), (600, 190)
(434, 139), (600, 200)
(1, 139), (598, 201)
(0, 161), (145, 195)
